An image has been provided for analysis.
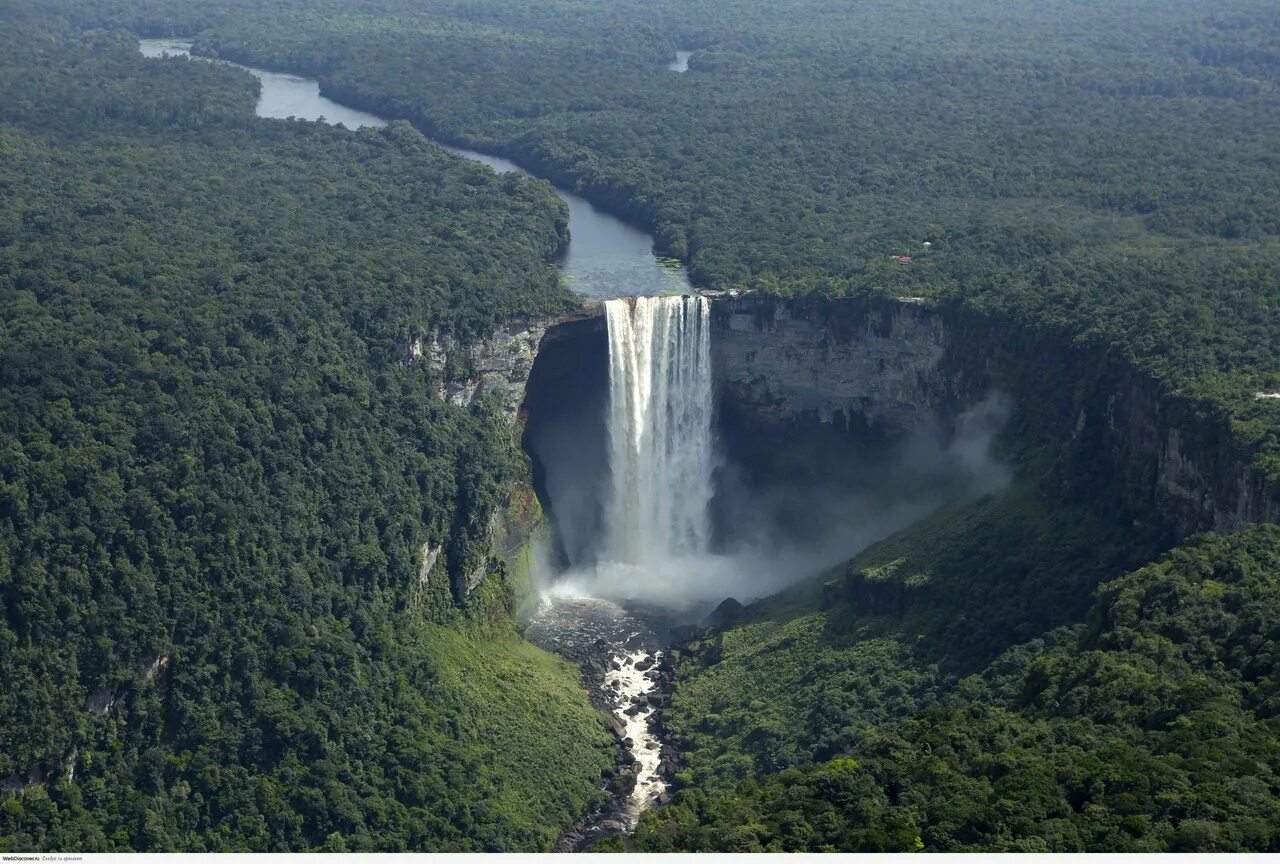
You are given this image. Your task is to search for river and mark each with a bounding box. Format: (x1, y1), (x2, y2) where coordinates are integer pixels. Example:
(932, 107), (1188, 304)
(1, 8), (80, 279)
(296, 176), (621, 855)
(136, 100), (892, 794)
(139, 36), (685, 844)
(139, 39), (689, 302)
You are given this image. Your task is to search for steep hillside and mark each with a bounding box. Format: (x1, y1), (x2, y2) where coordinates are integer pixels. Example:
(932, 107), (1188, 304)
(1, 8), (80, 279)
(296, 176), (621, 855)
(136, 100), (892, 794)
(635, 519), (1280, 852)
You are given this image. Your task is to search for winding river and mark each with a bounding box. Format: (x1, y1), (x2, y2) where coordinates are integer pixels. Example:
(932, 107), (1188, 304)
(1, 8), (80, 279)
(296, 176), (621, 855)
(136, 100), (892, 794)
(139, 39), (690, 301)
(139, 37), (682, 844)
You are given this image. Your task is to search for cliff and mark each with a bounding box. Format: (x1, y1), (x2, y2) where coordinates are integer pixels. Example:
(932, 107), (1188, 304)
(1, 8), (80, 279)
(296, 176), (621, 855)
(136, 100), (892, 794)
(409, 319), (549, 425)
(407, 308), (602, 603)
(425, 290), (1276, 608)
(707, 294), (1278, 537)
(709, 296), (952, 433)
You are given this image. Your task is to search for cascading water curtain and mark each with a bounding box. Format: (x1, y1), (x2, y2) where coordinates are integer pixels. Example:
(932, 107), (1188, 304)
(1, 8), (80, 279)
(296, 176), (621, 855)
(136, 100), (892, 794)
(603, 296), (714, 566)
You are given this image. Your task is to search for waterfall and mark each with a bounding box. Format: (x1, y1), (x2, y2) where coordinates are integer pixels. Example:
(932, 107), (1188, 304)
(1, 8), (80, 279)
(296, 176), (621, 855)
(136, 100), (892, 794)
(602, 296), (714, 566)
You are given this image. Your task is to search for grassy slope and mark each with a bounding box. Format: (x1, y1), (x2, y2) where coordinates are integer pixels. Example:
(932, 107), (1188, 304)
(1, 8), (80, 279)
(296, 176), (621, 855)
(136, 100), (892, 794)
(399, 610), (613, 851)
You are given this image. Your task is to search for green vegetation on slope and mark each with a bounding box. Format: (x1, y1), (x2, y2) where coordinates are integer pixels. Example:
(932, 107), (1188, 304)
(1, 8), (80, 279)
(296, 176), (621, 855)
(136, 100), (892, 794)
(647, 485), (1161, 791)
(3, 0), (1277, 853)
(0, 9), (609, 851)
(634, 514), (1280, 852)
(57, 0), (1280, 477)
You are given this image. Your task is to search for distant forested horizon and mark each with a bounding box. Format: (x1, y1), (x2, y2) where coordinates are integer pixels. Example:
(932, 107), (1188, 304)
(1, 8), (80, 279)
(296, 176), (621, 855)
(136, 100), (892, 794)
(51, 0), (1280, 479)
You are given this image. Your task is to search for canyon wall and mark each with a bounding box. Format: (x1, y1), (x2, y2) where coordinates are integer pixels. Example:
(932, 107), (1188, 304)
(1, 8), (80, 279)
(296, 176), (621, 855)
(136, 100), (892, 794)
(709, 296), (954, 433)
(707, 294), (1278, 537)
(407, 309), (603, 603)
(427, 290), (1276, 606)
(410, 319), (550, 425)
(410, 308), (605, 428)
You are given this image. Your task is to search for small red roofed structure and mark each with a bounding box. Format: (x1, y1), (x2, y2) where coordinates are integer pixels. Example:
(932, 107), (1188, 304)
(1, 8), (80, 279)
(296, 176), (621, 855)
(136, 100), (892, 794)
(890, 255), (912, 264)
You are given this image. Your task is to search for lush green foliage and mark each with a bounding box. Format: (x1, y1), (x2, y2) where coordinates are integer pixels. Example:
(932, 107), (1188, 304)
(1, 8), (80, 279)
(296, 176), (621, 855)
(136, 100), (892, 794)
(645, 485), (1161, 792)
(0, 9), (609, 851)
(634, 520), (1280, 852)
(4, 0), (1278, 853)
(57, 0), (1280, 476)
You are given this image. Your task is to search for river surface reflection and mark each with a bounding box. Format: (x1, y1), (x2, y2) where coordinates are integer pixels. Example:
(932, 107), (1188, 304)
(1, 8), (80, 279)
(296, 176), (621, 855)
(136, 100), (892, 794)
(140, 38), (689, 300)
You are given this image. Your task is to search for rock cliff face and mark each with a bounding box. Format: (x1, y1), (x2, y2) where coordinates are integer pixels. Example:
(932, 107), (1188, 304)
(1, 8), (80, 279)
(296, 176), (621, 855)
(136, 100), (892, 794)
(706, 294), (1278, 537)
(709, 296), (955, 434)
(407, 309), (601, 603)
(410, 320), (549, 426)
(438, 290), (1275, 605)
(411, 307), (605, 428)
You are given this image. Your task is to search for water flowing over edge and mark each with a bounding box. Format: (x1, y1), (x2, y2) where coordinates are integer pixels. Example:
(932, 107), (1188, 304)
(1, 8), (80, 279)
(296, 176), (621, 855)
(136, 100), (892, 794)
(603, 296), (714, 568)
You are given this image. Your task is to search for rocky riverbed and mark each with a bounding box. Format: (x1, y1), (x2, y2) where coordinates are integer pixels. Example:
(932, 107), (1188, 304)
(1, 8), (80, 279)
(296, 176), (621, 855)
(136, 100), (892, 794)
(524, 596), (688, 850)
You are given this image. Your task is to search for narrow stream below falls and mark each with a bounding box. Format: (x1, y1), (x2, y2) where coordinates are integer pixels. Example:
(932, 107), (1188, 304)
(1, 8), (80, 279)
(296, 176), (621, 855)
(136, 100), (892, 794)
(523, 597), (685, 844)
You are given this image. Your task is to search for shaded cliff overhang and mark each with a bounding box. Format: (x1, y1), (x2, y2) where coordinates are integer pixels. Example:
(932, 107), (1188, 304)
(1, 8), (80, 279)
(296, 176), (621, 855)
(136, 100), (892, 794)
(520, 310), (610, 569)
(706, 293), (1278, 537)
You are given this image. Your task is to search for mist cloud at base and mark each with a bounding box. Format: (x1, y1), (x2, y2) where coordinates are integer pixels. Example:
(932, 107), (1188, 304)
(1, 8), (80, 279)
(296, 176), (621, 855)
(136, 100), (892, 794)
(532, 393), (1013, 616)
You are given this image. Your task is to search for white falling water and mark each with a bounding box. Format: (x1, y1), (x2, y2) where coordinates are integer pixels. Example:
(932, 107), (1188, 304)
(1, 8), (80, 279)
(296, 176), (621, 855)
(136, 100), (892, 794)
(602, 296), (714, 566)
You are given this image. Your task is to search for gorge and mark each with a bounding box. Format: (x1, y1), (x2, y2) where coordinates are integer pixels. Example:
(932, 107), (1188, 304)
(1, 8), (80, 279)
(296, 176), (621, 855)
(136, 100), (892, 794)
(5, 0), (1280, 852)
(137, 38), (1279, 569)
(124, 28), (1280, 852)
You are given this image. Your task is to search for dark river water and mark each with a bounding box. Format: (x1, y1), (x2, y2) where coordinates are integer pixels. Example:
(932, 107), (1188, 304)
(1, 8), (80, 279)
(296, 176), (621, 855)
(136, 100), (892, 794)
(139, 39), (689, 301)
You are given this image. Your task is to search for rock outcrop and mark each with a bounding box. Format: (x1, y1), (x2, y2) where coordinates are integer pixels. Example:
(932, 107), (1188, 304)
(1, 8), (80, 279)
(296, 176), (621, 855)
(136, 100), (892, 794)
(411, 306), (603, 427)
(407, 307), (601, 602)
(710, 296), (951, 432)
(418, 541), (442, 586)
(707, 294), (1278, 537)
(410, 319), (547, 425)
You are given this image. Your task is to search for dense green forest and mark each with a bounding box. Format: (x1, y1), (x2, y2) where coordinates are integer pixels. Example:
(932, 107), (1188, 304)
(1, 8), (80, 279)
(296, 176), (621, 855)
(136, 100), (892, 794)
(0, 7), (612, 851)
(632, 521), (1280, 852)
(51, 0), (1280, 480)
(3, 0), (1278, 854)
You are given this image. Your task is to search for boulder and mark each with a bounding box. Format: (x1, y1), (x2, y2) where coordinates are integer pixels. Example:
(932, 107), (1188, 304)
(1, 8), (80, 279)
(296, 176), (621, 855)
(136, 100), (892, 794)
(705, 596), (747, 628)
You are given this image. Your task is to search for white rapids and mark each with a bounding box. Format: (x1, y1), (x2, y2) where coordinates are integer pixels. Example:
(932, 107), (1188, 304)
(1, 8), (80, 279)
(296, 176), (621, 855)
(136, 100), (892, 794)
(604, 650), (667, 826)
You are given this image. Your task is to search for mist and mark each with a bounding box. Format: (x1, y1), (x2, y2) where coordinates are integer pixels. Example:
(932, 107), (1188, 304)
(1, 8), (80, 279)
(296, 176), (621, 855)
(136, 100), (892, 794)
(531, 390), (1013, 617)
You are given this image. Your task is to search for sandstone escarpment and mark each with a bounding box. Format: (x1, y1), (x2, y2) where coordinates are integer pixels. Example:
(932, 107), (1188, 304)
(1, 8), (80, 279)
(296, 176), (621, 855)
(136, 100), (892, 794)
(435, 290), (1274, 608)
(707, 294), (1278, 537)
